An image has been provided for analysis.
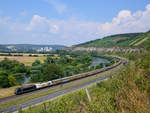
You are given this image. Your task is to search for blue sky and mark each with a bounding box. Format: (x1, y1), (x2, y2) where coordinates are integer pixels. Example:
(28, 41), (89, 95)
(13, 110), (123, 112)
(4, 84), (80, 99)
(0, 0), (150, 46)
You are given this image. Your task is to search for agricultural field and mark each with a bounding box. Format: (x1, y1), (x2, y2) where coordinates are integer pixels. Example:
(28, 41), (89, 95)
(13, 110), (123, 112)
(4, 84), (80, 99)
(0, 53), (50, 65)
(0, 56), (46, 66)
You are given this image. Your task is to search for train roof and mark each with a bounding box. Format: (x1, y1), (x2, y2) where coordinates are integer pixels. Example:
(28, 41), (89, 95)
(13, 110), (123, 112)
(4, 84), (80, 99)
(18, 85), (35, 89)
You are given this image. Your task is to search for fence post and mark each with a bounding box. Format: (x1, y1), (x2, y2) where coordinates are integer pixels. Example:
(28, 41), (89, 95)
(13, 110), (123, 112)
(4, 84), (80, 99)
(86, 88), (91, 102)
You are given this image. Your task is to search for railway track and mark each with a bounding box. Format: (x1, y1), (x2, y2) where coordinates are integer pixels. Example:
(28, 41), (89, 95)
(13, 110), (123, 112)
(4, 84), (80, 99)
(0, 56), (127, 113)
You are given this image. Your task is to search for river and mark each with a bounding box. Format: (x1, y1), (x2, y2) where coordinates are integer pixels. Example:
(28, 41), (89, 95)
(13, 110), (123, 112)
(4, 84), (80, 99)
(90, 57), (110, 68)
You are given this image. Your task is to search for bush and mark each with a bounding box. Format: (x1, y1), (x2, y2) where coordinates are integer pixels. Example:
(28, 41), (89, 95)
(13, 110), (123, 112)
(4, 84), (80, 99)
(0, 71), (10, 88)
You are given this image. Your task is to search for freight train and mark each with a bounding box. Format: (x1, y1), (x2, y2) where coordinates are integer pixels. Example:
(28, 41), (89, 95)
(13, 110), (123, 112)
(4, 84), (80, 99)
(15, 56), (126, 95)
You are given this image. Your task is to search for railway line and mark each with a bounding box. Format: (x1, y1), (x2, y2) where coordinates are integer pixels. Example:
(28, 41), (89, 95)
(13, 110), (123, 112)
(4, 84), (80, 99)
(13, 55), (125, 95)
(0, 56), (127, 113)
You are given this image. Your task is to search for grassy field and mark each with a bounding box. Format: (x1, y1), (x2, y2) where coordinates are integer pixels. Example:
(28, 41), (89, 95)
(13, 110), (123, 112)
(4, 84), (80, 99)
(0, 63), (123, 110)
(0, 56), (46, 66)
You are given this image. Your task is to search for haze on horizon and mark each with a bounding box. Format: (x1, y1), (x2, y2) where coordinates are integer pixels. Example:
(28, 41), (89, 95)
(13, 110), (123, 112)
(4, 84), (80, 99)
(0, 0), (150, 46)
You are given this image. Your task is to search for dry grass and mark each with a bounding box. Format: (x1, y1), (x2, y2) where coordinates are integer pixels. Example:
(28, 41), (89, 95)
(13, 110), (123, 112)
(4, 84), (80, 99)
(0, 83), (35, 99)
(0, 56), (46, 66)
(115, 68), (150, 113)
(0, 86), (17, 98)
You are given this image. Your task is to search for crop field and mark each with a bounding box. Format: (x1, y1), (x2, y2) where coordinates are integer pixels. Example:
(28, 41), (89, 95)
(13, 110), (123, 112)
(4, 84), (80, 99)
(0, 56), (46, 66)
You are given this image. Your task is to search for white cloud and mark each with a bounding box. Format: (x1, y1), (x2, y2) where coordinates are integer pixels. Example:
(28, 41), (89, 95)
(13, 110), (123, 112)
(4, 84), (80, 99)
(1, 4), (150, 45)
(112, 10), (132, 24)
(146, 4), (150, 10)
(25, 15), (48, 31)
(98, 4), (150, 35)
(25, 14), (60, 34)
(49, 25), (59, 34)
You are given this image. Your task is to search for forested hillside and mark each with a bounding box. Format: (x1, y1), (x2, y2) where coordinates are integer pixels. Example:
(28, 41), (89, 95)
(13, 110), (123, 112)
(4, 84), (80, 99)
(76, 30), (150, 48)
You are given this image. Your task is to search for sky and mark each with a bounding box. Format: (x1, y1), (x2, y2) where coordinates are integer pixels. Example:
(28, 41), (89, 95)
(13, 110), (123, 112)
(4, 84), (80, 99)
(0, 0), (150, 46)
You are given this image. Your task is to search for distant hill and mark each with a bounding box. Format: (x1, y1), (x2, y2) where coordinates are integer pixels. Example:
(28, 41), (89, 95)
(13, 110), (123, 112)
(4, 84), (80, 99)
(75, 30), (150, 48)
(0, 44), (66, 52)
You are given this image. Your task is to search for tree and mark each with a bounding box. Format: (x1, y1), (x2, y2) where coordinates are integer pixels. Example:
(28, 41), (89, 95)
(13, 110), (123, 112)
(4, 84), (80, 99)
(45, 56), (55, 64)
(13, 64), (26, 73)
(8, 75), (16, 86)
(41, 64), (64, 81)
(0, 70), (10, 88)
(30, 74), (41, 82)
(32, 60), (41, 66)
(30, 64), (64, 82)
(96, 63), (104, 69)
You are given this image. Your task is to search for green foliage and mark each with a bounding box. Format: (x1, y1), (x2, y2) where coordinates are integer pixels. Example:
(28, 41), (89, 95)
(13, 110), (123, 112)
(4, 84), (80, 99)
(8, 75), (16, 86)
(77, 33), (140, 47)
(96, 63), (104, 69)
(25, 51), (150, 113)
(0, 70), (10, 88)
(45, 56), (56, 64)
(32, 59), (41, 66)
(0, 58), (27, 73)
(42, 64), (64, 81)
(0, 51), (114, 87)
(0, 58), (29, 87)
(31, 64), (64, 82)
(30, 53), (95, 82)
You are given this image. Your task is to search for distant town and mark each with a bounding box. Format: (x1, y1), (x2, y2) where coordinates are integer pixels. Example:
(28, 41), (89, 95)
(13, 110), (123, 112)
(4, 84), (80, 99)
(0, 44), (66, 53)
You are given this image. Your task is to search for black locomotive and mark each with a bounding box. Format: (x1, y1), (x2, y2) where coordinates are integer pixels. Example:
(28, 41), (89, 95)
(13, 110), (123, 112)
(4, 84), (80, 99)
(15, 85), (36, 95)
